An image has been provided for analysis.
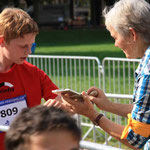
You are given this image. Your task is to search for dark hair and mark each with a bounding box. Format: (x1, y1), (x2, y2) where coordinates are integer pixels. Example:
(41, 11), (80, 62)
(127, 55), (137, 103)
(5, 105), (81, 150)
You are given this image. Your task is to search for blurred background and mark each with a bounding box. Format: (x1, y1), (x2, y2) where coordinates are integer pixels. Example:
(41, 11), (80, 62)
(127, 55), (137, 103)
(1, 0), (150, 30)
(0, 0), (134, 29)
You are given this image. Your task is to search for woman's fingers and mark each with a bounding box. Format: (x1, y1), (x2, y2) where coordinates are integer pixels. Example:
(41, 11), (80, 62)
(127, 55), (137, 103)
(87, 86), (99, 95)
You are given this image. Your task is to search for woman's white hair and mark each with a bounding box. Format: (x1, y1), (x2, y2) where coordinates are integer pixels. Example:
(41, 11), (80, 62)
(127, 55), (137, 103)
(103, 0), (150, 44)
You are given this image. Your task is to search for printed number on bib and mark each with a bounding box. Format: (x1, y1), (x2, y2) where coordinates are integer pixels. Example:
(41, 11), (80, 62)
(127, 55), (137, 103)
(0, 95), (27, 127)
(0, 107), (18, 118)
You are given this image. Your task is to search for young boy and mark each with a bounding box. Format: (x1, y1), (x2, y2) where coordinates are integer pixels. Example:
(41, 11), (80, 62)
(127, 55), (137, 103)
(0, 7), (66, 150)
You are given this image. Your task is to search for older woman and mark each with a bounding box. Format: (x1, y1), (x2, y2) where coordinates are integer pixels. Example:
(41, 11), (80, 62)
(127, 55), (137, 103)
(62, 0), (150, 149)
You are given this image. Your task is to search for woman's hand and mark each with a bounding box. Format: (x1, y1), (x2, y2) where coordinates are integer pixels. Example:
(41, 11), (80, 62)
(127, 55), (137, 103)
(61, 91), (99, 119)
(87, 86), (112, 111)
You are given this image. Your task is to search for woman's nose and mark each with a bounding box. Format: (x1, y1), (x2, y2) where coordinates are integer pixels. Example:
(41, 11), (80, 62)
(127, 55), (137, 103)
(114, 41), (118, 47)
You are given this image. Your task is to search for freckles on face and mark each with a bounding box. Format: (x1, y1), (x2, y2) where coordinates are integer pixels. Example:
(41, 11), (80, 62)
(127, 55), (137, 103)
(4, 33), (36, 64)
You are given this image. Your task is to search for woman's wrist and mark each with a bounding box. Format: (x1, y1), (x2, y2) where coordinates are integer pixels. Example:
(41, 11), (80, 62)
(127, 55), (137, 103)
(88, 110), (99, 122)
(92, 113), (104, 126)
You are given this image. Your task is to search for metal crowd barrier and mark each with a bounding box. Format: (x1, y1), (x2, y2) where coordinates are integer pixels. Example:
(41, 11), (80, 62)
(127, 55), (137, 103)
(80, 140), (124, 150)
(26, 55), (139, 149)
(0, 56), (141, 149)
(102, 57), (140, 94)
(27, 55), (103, 92)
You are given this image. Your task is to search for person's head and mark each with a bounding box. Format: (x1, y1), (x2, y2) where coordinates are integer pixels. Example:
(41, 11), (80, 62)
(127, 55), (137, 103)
(5, 106), (81, 150)
(0, 7), (39, 65)
(103, 0), (150, 58)
(0, 7), (38, 43)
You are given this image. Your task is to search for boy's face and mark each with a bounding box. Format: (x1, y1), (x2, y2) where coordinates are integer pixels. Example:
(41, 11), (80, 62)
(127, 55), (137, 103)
(29, 130), (79, 150)
(3, 33), (36, 65)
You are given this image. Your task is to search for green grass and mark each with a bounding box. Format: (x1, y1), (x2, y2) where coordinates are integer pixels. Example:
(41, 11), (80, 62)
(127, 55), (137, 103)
(35, 28), (125, 61)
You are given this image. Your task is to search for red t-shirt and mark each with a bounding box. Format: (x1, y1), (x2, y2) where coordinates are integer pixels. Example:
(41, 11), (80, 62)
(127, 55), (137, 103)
(0, 61), (58, 150)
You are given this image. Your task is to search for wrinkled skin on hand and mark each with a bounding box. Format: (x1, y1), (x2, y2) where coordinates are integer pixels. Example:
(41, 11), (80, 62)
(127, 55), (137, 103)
(61, 92), (99, 119)
(60, 87), (112, 118)
(87, 87), (112, 111)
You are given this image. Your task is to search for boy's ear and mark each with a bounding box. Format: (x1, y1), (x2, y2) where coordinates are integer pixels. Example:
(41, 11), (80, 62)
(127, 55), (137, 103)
(129, 27), (137, 41)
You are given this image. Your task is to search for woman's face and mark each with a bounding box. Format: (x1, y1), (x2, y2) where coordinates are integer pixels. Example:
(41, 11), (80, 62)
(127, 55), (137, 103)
(107, 26), (140, 59)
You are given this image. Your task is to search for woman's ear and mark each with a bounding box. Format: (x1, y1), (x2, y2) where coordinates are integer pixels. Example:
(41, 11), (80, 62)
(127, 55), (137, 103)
(129, 27), (137, 41)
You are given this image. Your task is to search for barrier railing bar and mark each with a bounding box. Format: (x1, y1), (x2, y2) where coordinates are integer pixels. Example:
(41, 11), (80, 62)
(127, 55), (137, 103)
(80, 140), (125, 150)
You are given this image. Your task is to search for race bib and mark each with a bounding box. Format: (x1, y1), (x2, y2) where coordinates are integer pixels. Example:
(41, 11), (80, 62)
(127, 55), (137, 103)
(0, 95), (27, 127)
